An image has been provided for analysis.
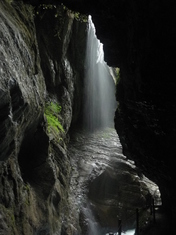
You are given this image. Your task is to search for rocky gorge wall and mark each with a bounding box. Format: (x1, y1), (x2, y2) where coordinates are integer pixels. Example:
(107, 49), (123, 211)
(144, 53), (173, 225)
(0, 1), (87, 234)
(1, 0), (176, 234)
(38, 0), (176, 232)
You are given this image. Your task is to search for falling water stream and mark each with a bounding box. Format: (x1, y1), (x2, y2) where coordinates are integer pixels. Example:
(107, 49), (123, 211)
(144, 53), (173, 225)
(68, 16), (160, 235)
(83, 16), (116, 131)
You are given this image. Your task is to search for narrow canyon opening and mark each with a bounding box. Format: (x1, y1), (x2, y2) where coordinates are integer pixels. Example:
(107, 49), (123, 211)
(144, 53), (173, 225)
(68, 16), (161, 235)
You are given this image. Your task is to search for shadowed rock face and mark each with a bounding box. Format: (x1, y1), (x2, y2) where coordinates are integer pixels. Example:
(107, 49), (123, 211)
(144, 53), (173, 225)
(0, 1), (87, 234)
(0, 2), (45, 162)
(27, 0), (176, 230)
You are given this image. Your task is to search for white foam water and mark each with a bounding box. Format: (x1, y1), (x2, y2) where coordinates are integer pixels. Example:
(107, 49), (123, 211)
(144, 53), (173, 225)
(83, 16), (116, 131)
(106, 229), (135, 235)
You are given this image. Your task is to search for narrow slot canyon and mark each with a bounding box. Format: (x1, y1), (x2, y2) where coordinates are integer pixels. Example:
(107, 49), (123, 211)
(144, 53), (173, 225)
(67, 17), (161, 235)
(0, 1), (175, 235)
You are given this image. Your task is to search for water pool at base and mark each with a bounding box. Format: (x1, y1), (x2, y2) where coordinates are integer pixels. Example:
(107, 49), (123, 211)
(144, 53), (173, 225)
(105, 229), (135, 235)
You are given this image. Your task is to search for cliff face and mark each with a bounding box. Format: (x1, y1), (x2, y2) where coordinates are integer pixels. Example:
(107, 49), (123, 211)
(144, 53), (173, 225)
(46, 0), (176, 230)
(0, 1), (87, 234)
(113, 1), (176, 218)
(1, 0), (176, 233)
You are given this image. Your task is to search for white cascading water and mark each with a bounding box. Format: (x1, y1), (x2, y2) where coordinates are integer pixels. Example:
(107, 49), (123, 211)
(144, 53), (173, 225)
(83, 16), (116, 131)
(82, 16), (135, 235)
(82, 202), (101, 235)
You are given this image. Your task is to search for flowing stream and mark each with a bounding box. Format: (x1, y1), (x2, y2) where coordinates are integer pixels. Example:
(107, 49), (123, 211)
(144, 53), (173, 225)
(68, 129), (138, 235)
(67, 16), (159, 235)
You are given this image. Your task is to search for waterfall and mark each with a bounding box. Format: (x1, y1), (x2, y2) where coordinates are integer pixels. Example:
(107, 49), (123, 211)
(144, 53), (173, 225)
(82, 202), (101, 235)
(69, 16), (138, 235)
(83, 16), (116, 131)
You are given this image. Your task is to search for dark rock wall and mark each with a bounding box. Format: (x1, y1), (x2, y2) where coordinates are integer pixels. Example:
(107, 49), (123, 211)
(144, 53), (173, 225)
(97, 0), (176, 229)
(39, 0), (176, 231)
(1, 0), (176, 233)
(114, 0), (176, 219)
(0, 1), (87, 234)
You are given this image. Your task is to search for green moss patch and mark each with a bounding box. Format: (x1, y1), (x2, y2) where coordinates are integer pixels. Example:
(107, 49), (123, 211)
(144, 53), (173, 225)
(44, 102), (64, 141)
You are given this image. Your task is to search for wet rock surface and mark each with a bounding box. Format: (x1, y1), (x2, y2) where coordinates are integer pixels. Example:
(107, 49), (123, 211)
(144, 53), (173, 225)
(0, 1), (87, 234)
(31, 0), (176, 231)
(1, 0), (173, 234)
(68, 128), (160, 233)
(0, 1), (45, 162)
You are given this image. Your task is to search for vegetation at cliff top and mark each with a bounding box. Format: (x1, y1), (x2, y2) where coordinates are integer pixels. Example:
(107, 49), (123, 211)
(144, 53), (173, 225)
(44, 102), (64, 140)
(36, 3), (87, 22)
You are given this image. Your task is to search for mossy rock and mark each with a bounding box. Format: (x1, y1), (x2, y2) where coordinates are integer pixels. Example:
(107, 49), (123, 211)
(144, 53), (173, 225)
(44, 101), (64, 142)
